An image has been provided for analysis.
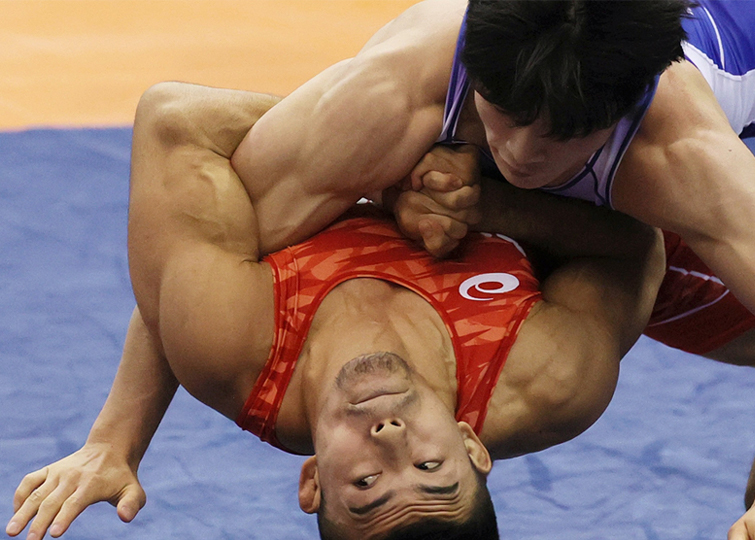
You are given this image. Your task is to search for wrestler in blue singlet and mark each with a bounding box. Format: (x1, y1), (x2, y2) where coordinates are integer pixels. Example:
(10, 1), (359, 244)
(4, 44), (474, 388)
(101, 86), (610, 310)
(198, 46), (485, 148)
(439, 0), (755, 209)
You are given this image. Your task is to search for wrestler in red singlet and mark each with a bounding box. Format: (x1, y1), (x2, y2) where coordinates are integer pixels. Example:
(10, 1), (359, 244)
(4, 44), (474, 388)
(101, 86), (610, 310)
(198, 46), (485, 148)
(237, 206), (755, 453)
(236, 205), (542, 451)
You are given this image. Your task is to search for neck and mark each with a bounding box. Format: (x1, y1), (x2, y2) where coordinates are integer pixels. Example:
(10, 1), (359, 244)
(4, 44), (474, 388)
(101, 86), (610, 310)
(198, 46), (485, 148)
(276, 279), (458, 453)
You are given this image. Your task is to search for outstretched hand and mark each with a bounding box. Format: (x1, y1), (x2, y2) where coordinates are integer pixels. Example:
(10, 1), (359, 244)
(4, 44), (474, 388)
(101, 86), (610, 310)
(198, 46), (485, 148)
(6, 444), (145, 539)
(390, 144), (482, 257)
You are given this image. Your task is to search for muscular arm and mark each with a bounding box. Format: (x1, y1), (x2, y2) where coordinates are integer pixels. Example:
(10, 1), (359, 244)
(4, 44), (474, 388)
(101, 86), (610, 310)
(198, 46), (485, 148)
(7, 83), (281, 540)
(479, 178), (666, 458)
(230, 0), (464, 254)
(7, 308), (176, 540)
(128, 82), (276, 419)
(615, 60), (755, 314)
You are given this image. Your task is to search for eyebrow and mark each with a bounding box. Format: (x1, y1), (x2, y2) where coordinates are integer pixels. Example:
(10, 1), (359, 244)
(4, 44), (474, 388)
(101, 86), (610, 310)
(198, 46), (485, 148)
(349, 491), (394, 515)
(348, 483), (460, 516)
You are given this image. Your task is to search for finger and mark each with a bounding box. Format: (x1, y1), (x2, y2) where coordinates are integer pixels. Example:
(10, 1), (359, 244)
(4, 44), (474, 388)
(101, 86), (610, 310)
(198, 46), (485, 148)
(13, 469), (49, 512)
(419, 217), (467, 258)
(47, 485), (102, 538)
(6, 474), (59, 537)
(25, 480), (79, 540)
(115, 484), (147, 524)
(423, 184), (481, 213)
(410, 167), (425, 191)
(419, 214), (468, 241)
(421, 170), (464, 192)
(409, 151), (439, 191)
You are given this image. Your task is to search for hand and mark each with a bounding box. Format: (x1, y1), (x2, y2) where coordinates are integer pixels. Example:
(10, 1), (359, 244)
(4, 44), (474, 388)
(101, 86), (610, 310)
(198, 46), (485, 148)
(729, 504), (755, 539)
(389, 144), (481, 257)
(6, 444), (146, 539)
(391, 185), (481, 257)
(406, 143), (480, 192)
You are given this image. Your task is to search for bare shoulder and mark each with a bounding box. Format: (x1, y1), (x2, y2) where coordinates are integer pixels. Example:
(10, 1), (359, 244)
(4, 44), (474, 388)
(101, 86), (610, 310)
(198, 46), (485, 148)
(479, 301), (620, 459)
(232, 0), (466, 253)
(614, 59), (746, 234)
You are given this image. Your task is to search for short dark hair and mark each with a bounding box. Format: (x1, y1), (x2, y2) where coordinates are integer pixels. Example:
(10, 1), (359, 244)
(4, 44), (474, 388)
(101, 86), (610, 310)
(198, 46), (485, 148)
(462, 0), (693, 138)
(317, 471), (498, 540)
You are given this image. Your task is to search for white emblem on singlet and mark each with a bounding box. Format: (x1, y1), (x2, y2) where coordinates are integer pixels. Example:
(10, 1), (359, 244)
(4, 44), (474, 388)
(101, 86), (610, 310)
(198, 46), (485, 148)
(458, 273), (520, 301)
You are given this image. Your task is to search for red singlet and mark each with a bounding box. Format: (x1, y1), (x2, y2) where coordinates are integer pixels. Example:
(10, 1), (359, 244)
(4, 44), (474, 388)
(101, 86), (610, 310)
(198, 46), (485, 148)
(236, 206), (542, 452)
(645, 231), (755, 354)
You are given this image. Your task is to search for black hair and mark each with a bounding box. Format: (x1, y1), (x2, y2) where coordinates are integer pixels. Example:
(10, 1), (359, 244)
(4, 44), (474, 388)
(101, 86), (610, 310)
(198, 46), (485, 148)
(462, 0), (693, 138)
(317, 471), (498, 540)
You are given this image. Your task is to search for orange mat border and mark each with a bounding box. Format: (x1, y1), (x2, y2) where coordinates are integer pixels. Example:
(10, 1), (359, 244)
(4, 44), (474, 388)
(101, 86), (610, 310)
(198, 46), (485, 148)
(0, 0), (415, 129)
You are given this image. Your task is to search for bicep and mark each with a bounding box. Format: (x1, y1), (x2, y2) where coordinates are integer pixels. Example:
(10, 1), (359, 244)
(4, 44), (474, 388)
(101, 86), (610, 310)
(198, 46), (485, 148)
(484, 233), (664, 458)
(519, 247), (662, 431)
(129, 96), (263, 322)
(484, 301), (623, 458)
(539, 231), (664, 356)
(618, 126), (755, 314)
(230, 55), (445, 253)
(615, 62), (755, 312)
(674, 136), (755, 314)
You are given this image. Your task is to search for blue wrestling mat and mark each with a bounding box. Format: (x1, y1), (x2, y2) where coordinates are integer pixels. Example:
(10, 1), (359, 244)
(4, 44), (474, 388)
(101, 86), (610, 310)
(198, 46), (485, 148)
(2, 128), (755, 539)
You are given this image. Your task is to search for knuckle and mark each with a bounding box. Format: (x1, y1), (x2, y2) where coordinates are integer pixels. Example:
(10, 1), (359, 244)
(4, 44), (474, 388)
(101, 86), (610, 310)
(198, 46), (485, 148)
(28, 489), (45, 504)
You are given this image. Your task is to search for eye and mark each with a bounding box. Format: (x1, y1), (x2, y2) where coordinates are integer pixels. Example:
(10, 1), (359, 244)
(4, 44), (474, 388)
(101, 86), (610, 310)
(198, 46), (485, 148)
(416, 461), (442, 471)
(354, 474), (379, 488)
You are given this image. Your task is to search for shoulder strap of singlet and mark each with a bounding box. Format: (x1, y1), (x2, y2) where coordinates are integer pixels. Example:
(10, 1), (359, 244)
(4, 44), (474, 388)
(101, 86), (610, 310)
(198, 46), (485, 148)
(437, 10), (471, 145)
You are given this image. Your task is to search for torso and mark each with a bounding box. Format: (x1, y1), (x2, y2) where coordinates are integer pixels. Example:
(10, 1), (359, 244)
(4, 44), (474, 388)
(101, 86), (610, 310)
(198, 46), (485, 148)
(234, 205), (542, 454)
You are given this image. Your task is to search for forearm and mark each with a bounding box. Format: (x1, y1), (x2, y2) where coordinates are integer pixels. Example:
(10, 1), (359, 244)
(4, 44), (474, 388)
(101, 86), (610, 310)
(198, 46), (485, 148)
(475, 176), (657, 262)
(682, 230), (755, 316)
(86, 307), (178, 470)
(480, 177), (666, 355)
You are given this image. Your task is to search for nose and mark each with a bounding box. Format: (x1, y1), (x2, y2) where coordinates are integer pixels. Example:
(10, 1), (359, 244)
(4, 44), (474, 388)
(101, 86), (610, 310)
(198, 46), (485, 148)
(371, 418), (406, 443)
(503, 126), (547, 165)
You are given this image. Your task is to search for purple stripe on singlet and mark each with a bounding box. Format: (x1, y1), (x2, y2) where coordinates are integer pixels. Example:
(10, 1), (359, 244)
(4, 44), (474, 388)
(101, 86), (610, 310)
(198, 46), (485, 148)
(438, 12), (471, 145)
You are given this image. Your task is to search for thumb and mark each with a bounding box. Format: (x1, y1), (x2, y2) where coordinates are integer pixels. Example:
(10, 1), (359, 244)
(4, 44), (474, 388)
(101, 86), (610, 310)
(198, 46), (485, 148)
(116, 484), (146, 523)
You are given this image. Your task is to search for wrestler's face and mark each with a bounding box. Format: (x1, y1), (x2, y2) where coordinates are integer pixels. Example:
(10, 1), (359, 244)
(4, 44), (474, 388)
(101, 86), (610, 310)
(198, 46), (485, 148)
(474, 91), (614, 190)
(299, 353), (491, 538)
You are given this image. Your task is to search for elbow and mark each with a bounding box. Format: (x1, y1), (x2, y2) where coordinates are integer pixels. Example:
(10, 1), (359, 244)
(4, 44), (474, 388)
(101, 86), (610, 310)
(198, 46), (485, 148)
(535, 357), (619, 445)
(133, 82), (199, 150)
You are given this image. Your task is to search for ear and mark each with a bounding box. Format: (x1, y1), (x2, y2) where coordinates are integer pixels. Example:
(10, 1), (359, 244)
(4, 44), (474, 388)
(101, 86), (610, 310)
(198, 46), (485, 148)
(298, 456), (322, 514)
(458, 421), (493, 475)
